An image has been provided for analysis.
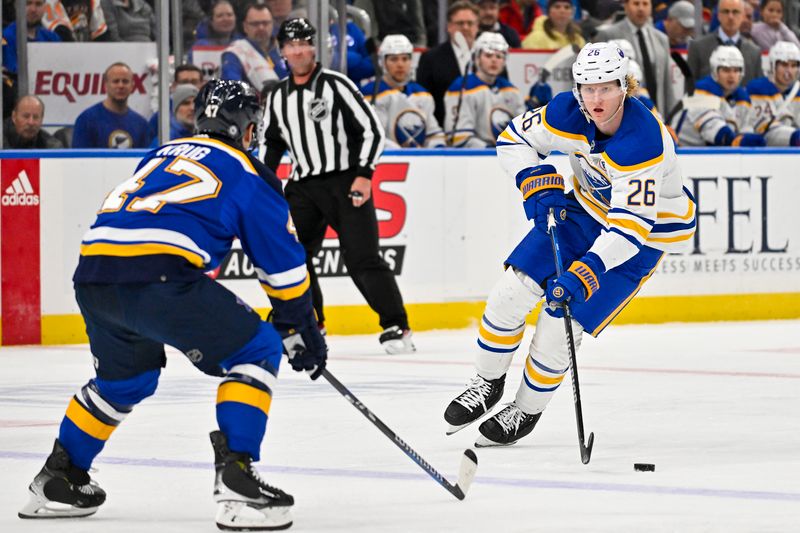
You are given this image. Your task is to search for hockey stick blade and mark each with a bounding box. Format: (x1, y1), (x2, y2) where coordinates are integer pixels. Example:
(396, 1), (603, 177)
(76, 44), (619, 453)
(454, 449), (479, 499)
(322, 369), (477, 500)
(581, 433), (595, 465)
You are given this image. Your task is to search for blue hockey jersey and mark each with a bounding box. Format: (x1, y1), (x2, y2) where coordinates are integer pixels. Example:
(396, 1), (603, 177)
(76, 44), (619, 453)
(73, 136), (310, 316)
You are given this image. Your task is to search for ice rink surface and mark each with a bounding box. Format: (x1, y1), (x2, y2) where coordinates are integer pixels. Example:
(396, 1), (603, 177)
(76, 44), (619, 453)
(2, 320), (799, 533)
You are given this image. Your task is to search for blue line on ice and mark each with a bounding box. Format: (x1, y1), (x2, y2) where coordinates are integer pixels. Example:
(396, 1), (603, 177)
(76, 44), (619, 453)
(3, 450), (798, 503)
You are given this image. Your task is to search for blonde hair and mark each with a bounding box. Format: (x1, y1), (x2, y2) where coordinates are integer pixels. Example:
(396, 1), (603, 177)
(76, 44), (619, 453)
(625, 74), (639, 97)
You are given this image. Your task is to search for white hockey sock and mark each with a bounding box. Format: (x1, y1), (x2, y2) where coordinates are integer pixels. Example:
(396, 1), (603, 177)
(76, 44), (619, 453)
(515, 310), (583, 414)
(475, 267), (543, 380)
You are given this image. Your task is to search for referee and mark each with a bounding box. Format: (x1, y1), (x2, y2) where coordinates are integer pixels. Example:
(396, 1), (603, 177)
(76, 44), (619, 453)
(259, 18), (414, 354)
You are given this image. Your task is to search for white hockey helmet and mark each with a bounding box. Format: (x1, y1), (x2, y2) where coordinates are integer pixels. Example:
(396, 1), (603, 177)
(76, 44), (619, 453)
(768, 40), (800, 75)
(472, 31), (509, 59)
(709, 45), (745, 82)
(572, 42), (629, 119)
(607, 38), (636, 62)
(379, 34), (413, 65)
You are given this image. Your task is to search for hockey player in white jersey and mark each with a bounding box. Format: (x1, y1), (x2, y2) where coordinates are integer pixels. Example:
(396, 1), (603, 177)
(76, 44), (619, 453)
(443, 42), (696, 447)
(444, 32), (525, 148)
(670, 46), (766, 147)
(746, 41), (800, 146)
(362, 35), (445, 148)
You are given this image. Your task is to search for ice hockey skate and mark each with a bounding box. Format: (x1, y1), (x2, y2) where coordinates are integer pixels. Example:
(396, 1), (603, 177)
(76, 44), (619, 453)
(444, 374), (505, 435)
(210, 430), (294, 531)
(18, 439), (106, 519)
(474, 402), (542, 448)
(379, 326), (416, 354)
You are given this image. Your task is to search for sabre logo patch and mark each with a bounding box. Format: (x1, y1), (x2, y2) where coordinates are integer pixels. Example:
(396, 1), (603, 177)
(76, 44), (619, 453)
(308, 98), (329, 122)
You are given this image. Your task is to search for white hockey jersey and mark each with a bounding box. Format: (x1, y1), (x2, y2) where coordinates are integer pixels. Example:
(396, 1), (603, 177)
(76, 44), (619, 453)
(361, 79), (445, 148)
(670, 76), (754, 146)
(497, 92), (696, 271)
(746, 76), (800, 146)
(445, 73), (525, 148)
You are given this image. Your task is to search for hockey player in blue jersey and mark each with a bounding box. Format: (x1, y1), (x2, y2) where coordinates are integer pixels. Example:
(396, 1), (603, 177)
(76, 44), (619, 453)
(444, 31), (525, 147)
(747, 41), (800, 146)
(443, 42), (697, 447)
(18, 79), (327, 531)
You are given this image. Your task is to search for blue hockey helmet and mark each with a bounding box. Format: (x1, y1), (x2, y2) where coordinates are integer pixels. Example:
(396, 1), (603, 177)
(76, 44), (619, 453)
(194, 79), (262, 143)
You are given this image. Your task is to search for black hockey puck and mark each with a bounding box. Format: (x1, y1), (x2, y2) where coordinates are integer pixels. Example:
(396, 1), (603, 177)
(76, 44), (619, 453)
(634, 463), (655, 472)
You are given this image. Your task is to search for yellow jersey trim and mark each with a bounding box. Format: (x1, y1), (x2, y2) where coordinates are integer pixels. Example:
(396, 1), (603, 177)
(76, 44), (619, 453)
(80, 242), (206, 268)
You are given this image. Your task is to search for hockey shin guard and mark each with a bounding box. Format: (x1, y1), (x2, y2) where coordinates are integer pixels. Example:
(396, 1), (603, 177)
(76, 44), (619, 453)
(476, 267), (543, 379)
(58, 370), (160, 470)
(216, 323), (283, 461)
(515, 310), (583, 414)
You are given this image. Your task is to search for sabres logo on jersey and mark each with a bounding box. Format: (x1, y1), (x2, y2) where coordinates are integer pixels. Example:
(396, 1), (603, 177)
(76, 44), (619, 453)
(490, 106), (514, 139)
(393, 109), (427, 148)
(574, 152), (611, 192)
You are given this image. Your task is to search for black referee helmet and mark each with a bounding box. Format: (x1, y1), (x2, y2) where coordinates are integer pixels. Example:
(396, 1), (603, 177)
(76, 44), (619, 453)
(277, 17), (316, 47)
(194, 79), (262, 143)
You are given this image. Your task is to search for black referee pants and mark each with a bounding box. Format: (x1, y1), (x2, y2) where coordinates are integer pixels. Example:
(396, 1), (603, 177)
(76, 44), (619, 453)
(284, 170), (409, 331)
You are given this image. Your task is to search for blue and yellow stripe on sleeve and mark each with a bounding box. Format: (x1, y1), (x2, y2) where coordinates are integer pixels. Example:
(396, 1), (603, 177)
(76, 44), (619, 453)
(256, 263), (310, 300)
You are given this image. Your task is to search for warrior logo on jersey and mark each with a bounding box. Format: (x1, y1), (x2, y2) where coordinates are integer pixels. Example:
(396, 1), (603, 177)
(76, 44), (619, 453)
(574, 152), (611, 193)
(308, 98), (329, 122)
(109, 130), (133, 149)
(393, 109), (426, 148)
(490, 106), (514, 139)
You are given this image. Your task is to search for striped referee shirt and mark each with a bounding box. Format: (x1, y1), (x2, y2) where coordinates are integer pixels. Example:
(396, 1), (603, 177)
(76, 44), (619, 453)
(259, 63), (385, 180)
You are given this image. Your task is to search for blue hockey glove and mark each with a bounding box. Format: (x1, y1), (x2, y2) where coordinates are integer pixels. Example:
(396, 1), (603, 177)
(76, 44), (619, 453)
(731, 133), (766, 147)
(528, 81), (553, 109)
(790, 130), (800, 146)
(515, 164), (566, 233)
(545, 253), (603, 318)
(280, 325), (327, 380)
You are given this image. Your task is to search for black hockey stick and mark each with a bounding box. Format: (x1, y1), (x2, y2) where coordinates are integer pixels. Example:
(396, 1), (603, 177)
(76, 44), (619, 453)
(322, 368), (478, 500)
(547, 209), (594, 465)
(665, 51), (694, 125)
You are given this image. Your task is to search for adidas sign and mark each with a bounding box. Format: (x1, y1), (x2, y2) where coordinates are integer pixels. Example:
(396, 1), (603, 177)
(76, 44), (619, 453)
(1, 170), (39, 206)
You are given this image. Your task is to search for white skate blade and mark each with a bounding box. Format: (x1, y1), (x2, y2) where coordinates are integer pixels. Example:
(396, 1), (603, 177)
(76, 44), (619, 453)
(18, 490), (98, 519)
(215, 500), (292, 531)
(474, 435), (519, 448)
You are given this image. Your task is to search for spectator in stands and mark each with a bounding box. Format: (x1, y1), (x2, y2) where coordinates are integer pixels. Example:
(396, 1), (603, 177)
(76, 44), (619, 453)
(747, 41), (800, 145)
(147, 64), (206, 140)
(41, 0), (111, 41)
(148, 84), (198, 146)
(670, 46), (766, 146)
(655, 0), (695, 50)
(444, 32), (524, 147)
(3, 95), (63, 148)
(750, 0), (800, 51)
(688, 0), (763, 84)
(101, 0), (155, 42)
(417, 1), (480, 125)
(475, 0), (521, 48)
(521, 0), (585, 49)
(356, 0), (427, 46)
(193, 0), (241, 47)
(265, 0), (292, 37)
(72, 62), (149, 148)
(597, 0), (675, 113)
(2, 0), (61, 76)
(329, 16), (375, 85)
(362, 34), (445, 148)
(221, 3), (284, 90)
(742, 2), (756, 38)
(499, 0), (542, 41)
